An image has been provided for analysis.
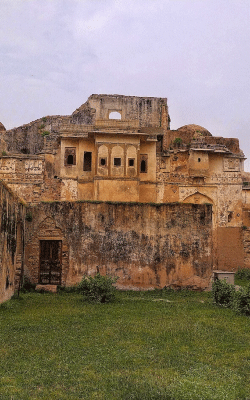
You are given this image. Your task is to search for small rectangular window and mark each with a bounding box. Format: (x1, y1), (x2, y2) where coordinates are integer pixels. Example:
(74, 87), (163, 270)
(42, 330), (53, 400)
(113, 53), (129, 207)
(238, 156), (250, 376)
(140, 155), (148, 173)
(128, 158), (135, 167)
(114, 158), (121, 167)
(64, 148), (76, 166)
(83, 152), (92, 171)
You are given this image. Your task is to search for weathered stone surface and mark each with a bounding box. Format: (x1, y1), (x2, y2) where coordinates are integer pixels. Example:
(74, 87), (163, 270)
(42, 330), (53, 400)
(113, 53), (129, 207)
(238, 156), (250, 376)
(0, 93), (249, 302)
(24, 201), (213, 290)
(0, 182), (25, 303)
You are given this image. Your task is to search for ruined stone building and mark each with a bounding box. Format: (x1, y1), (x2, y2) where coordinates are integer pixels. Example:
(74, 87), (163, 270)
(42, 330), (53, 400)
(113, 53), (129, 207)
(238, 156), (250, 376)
(0, 94), (250, 302)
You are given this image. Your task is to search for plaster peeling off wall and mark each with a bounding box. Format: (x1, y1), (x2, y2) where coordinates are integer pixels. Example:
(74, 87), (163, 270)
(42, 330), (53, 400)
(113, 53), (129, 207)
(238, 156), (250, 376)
(61, 179), (78, 201)
(25, 202), (213, 290)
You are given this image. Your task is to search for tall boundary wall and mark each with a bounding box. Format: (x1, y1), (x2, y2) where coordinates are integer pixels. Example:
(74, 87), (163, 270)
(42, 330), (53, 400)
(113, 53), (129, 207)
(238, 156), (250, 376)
(25, 201), (213, 290)
(0, 182), (25, 303)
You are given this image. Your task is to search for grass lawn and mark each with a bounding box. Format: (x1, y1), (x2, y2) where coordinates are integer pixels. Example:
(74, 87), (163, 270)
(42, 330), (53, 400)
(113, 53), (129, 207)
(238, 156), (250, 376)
(1, 290), (250, 399)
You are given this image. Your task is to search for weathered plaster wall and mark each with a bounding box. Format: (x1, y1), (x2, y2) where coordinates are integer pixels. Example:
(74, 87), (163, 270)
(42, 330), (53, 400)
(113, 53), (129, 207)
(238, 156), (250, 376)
(25, 201), (213, 290)
(0, 182), (25, 303)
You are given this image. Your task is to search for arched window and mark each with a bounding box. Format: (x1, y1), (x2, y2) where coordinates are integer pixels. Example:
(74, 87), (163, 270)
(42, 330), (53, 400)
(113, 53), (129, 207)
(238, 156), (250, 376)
(64, 148), (76, 166)
(140, 155), (148, 173)
(109, 111), (121, 120)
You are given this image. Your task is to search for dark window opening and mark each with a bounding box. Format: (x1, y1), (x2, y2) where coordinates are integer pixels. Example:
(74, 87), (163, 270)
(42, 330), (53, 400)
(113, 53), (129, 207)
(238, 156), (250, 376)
(156, 135), (163, 152)
(114, 157), (121, 166)
(67, 155), (74, 165)
(228, 211), (233, 223)
(100, 158), (106, 166)
(21, 148), (30, 154)
(140, 155), (148, 173)
(128, 158), (135, 167)
(83, 151), (92, 171)
(198, 158), (201, 162)
(64, 147), (76, 166)
(141, 160), (146, 173)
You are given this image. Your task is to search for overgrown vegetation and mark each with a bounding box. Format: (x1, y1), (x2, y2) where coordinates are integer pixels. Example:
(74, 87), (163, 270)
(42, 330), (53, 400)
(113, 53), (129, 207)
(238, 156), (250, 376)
(1, 290), (250, 399)
(1, 150), (7, 156)
(212, 279), (235, 308)
(212, 278), (250, 315)
(25, 211), (33, 222)
(41, 130), (50, 137)
(173, 137), (183, 146)
(20, 276), (36, 293)
(235, 268), (250, 281)
(78, 273), (117, 303)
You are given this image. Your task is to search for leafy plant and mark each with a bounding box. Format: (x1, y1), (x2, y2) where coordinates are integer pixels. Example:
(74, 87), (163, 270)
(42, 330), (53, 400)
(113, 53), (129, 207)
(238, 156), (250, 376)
(235, 268), (250, 280)
(173, 137), (182, 146)
(1, 150), (7, 156)
(39, 123), (45, 129)
(20, 276), (36, 293)
(42, 117), (47, 122)
(233, 284), (250, 315)
(212, 279), (235, 307)
(25, 212), (33, 222)
(42, 130), (50, 137)
(78, 273), (118, 303)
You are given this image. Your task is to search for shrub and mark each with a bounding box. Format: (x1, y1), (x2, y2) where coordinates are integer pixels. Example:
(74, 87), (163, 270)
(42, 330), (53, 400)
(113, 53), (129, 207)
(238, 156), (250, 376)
(21, 276), (36, 293)
(42, 130), (50, 137)
(1, 150), (7, 156)
(233, 284), (250, 315)
(212, 279), (235, 307)
(78, 273), (118, 303)
(235, 268), (250, 280)
(173, 137), (183, 147)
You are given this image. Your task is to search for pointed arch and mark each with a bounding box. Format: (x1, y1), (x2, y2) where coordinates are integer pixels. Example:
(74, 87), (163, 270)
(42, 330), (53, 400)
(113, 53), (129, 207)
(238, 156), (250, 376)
(183, 191), (213, 205)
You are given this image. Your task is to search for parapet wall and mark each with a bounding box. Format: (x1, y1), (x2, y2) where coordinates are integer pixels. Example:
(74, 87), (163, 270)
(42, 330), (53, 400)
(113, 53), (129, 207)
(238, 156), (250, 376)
(25, 201), (213, 290)
(0, 182), (25, 303)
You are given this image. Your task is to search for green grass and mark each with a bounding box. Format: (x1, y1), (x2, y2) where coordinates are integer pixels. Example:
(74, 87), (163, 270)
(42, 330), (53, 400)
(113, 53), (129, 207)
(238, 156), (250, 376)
(1, 290), (250, 399)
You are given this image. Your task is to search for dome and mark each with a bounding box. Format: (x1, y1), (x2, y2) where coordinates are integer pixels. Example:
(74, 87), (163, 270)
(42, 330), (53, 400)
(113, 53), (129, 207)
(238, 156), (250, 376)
(177, 124), (212, 138)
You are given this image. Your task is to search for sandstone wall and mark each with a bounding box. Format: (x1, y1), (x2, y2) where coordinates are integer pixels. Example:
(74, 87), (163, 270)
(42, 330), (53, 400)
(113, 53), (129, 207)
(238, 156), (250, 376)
(25, 201), (213, 290)
(0, 182), (25, 303)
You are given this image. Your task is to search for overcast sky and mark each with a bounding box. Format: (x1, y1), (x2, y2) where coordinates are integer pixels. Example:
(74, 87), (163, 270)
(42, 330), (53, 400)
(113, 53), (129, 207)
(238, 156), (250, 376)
(0, 0), (249, 169)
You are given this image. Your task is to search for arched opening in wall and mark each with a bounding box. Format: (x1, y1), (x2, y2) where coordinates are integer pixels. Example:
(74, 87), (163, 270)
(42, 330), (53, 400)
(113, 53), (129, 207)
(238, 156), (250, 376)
(21, 148), (30, 154)
(109, 111), (121, 120)
(140, 155), (148, 173)
(64, 147), (76, 166)
(183, 192), (213, 205)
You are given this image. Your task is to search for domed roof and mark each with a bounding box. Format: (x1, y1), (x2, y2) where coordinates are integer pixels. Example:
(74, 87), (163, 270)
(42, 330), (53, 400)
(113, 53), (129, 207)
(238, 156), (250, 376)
(0, 122), (6, 132)
(177, 124), (212, 138)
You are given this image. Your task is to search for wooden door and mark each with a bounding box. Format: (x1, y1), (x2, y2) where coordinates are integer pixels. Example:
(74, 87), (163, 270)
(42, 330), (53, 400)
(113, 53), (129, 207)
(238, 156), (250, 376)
(39, 240), (62, 285)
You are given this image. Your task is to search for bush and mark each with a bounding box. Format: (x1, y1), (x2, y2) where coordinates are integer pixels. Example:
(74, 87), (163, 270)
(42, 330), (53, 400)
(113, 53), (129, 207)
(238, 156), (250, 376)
(21, 276), (36, 293)
(212, 279), (235, 307)
(235, 268), (250, 280)
(78, 273), (117, 303)
(233, 284), (250, 315)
